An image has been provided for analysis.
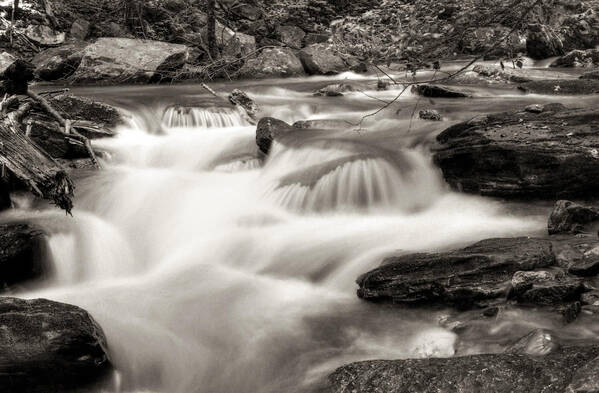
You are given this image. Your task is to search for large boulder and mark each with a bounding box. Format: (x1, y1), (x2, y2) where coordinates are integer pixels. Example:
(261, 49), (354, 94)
(550, 49), (599, 67)
(560, 10), (599, 52)
(0, 224), (49, 289)
(433, 106), (599, 199)
(0, 297), (112, 392)
(255, 117), (295, 155)
(326, 345), (599, 393)
(357, 237), (559, 309)
(72, 38), (189, 85)
(239, 47), (304, 78)
(32, 42), (86, 81)
(299, 44), (348, 75)
(526, 24), (564, 59)
(548, 200), (599, 235)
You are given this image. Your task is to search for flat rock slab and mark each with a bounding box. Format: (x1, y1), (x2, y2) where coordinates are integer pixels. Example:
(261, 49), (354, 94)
(518, 79), (599, 95)
(357, 237), (556, 308)
(0, 297), (112, 393)
(326, 346), (599, 393)
(433, 106), (599, 199)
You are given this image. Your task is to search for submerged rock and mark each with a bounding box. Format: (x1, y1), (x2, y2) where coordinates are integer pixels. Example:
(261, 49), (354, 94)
(419, 109), (442, 121)
(0, 297), (112, 393)
(411, 84), (471, 98)
(357, 237), (555, 309)
(299, 43), (347, 75)
(293, 119), (348, 129)
(239, 47), (304, 78)
(72, 38), (189, 85)
(0, 224), (49, 289)
(504, 328), (560, 356)
(548, 200), (599, 235)
(326, 345), (599, 393)
(433, 106), (599, 199)
(313, 83), (356, 96)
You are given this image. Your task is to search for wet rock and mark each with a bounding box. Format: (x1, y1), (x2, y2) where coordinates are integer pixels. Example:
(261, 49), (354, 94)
(505, 328), (560, 355)
(548, 200), (599, 235)
(23, 25), (65, 46)
(299, 43), (347, 75)
(293, 119), (348, 129)
(0, 297), (112, 393)
(72, 38), (189, 85)
(580, 70), (599, 80)
(526, 24), (564, 59)
(511, 269), (583, 306)
(32, 42), (86, 81)
(567, 355), (599, 393)
(518, 79), (599, 95)
(433, 107), (599, 199)
(0, 224), (49, 289)
(239, 47), (304, 78)
(46, 94), (122, 132)
(0, 51), (16, 74)
(70, 19), (90, 40)
(357, 237), (555, 309)
(419, 109), (442, 121)
(275, 25), (305, 49)
(581, 290), (599, 306)
(326, 345), (599, 393)
(28, 120), (89, 159)
(411, 84), (471, 98)
(314, 83), (356, 97)
(472, 64), (532, 83)
(569, 253), (599, 277)
(256, 117), (295, 155)
(550, 49), (599, 68)
(229, 89), (259, 121)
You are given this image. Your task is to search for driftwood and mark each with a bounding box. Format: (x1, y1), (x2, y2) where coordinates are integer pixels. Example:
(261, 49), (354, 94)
(0, 110), (74, 213)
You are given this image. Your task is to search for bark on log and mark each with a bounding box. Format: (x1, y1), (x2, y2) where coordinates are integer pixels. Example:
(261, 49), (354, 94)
(0, 116), (74, 213)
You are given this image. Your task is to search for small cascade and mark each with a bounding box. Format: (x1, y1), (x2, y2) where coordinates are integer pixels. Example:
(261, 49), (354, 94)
(162, 106), (249, 129)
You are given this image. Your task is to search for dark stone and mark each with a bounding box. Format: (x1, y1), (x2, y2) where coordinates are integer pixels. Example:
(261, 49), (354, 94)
(581, 290), (599, 305)
(32, 42), (86, 81)
(526, 23), (564, 59)
(229, 89), (259, 121)
(0, 180), (10, 211)
(46, 94), (122, 130)
(0, 297), (112, 393)
(569, 256), (599, 277)
(510, 269), (583, 306)
(567, 355), (599, 393)
(433, 107), (599, 199)
(419, 109), (442, 121)
(550, 49), (599, 68)
(28, 120), (89, 159)
(0, 224), (49, 289)
(275, 25), (305, 49)
(292, 119), (348, 129)
(504, 328), (560, 355)
(313, 83), (356, 97)
(326, 346), (599, 393)
(1, 59), (35, 95)
(411, 84), (471, 98)
(256, 117), (295, 155)
(357, 237), (555, 309)
(580, 70), (599, 80)
(299, 44), (348, 75)
(548, 200), (599, 235)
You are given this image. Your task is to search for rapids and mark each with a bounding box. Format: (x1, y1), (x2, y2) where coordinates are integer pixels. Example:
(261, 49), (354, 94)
(3, 64), (599, 393)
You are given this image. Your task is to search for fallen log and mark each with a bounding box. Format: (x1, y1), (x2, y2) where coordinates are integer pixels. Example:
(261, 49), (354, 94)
(0, 112), (74, 213)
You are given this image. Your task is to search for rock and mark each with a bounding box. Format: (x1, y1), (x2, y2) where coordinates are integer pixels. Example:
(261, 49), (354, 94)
(314, 83), (356, 97)
(569, 255), (599, 277)
(222, 32), (256, 58)
(72, 38), (189, 85)
(326, 345), (599, 393)
(357, 237), (555, 309)
(32, 42), (86, 81)
(581, 70), (599, 80)
(567, 355), (599, 393)
(377, 79), (389, 90)
(23, 25), (65, 46)
(419, 109), (442, 121)
(511, 269), (583, 306)
(0, 297), (112, 392)
(581, 290), (599, 306)
(293, 119), (348, 129)
(46, 94), (122, 131)
(29, 120), (90, 159)
(0, 51), (16, 75)
(256, 117), (295, 155)
(229, 89), (259, 121)
(304, 32), (330, 46)
(1, 59), (34, 95)
(461, 26), (525, 59)
(239, 47), (304, 78)
(70, 19), (90, 40)
(526, 24), (564, 59)
(505, 328), (560, 355)
(519, 79), (599, 95)
(0, 224), (49, 289)
(275, 25), (305, 49)
(548, 200), (599, 235)
(299, 43), (347, 75)
(411, 84), (471, 98)
(550, 49), (599, 68)
(472, 64), (533, 83)
(433, 107), (599, 199)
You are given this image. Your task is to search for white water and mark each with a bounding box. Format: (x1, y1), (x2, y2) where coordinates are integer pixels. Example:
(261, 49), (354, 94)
(4, 78), (557, 393)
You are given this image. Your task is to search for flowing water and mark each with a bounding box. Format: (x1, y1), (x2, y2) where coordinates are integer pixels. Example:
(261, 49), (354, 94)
(3, 63), (599, 393)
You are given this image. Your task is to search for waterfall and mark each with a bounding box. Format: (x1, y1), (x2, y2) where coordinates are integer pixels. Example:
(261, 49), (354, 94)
(162, 106), (249, 129)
